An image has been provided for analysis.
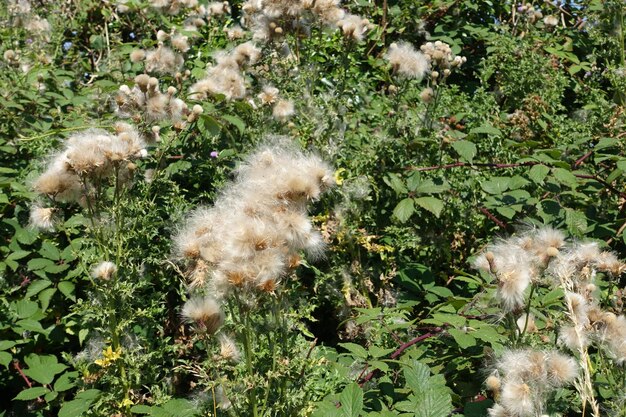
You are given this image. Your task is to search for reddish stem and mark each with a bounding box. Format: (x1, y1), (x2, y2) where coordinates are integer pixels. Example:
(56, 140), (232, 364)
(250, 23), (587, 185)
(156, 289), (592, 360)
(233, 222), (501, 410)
(479, 207), (508, 230)
(358, 328), (444, 386)
(13, 360), (33, 388)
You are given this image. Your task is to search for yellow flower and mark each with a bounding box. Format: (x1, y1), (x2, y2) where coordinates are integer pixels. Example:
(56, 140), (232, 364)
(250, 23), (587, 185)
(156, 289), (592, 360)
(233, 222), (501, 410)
(334, 168), (346, 186)
(119, 398), (134, 408)
(94, 346), (122, 367)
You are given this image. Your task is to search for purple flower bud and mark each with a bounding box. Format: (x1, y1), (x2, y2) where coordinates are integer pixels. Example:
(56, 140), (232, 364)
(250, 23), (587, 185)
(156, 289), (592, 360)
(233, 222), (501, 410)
(210, 151), (219, 158)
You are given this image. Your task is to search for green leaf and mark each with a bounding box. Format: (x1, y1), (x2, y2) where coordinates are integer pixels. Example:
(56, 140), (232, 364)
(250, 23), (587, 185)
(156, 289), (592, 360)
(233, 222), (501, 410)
(38, 241), (60, 261)
(338, 342), (368, 359)
(339, 383), (363, 417)
(451, 140), (477, 163)
(26, 280), (53, 298)
(58, 390), (101, 417)
(393, 198), (415, 223)
(54, 371), (79, 392)
(415, 197), (444, 217)
(552, 168), (578, 189)
(0, 351), (12, 367)
(27, 258), (55, 271)
(79, 328), (89, 346)
(565, 208), (587, 236)
(38, 288), (57, 311)
(14, 387), (49, 401)
(447, 328), (477, 349)
(15, 299), (39, 319)
(0, 341), (16, 350)
(470, 124), (501, 136)
(480, 177), (510, 194)
(385, 173), (408, 195)
(528, 164), (549, 185)
(23, 354), (67, 385)
(58, 281), (76, 301)
(221, 114), (245, 134)
(414, 179), (449, 194)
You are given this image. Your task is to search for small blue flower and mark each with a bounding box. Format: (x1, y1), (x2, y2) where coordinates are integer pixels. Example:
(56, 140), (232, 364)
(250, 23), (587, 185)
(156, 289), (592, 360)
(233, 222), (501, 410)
(129, 32), (136, 40)
(71, 30), (77, 36)
(63, 41), (72, 51)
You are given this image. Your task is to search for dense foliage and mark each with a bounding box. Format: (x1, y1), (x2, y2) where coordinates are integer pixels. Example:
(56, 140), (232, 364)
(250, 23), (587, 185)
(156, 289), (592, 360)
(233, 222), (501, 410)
(2, 0), (626, 416)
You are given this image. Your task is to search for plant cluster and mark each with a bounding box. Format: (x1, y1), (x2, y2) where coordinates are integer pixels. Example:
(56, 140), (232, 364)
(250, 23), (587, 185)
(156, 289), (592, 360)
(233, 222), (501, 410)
(2, 1), (626, 417)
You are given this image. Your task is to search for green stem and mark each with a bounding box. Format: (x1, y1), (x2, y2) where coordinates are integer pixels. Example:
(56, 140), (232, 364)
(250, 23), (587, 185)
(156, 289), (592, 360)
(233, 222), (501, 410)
(518, 284), (535, 343)
(235, 294), (258, 417)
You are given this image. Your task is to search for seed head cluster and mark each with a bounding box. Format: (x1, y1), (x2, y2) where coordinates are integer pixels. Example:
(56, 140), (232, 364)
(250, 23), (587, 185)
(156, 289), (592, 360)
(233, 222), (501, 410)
(189, 42), (261, 100)
(32, 125), (147, 204)
(116, 75), (190, 127)
(385, 42), (430, 80)
(175, 139), (335, 296)
(487, 349), (578, 417)
(176, 139), (333, 338)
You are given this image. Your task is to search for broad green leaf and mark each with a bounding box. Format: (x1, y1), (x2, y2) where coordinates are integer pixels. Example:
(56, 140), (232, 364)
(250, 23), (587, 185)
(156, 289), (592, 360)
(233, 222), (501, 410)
(385, 173), (408, 195)
(58, 281), (76, 301)
(221, 114), (245, 134)
(339, 383), (363, 417)
(393, 198), (415, 223)
(15, 299), (39, 319)
(448, 328), (477, 349)
(338, 342), (368, 358)
(26, 280), (53, 298)
(565, 208), (587, 236)
(58, 390), (101, 417)
(23, 354), (67, 385)
(14, 387), (49, 401)
(0, 351), (12, 367)
(54, 371), (79, 392)
(552, 168), (578, 189)
(414, 179), (449, 194)
(480, 177), (510, 194)
(470, 124), (501, 136)
(528, 164), (549, 185)
(415, 196), (444, 218)
(38, 288), (57, 311)
(451, 140), (477, 163)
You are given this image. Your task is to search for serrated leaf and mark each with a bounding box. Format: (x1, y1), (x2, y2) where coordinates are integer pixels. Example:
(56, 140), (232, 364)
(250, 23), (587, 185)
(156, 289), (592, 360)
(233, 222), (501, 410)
(23, 354), (67, 385)
(470, 124), (501, 136)
(38, 288), (57, 311)
(221, 114), (245, 134)
(415, 196), (444, 217)
(54, 371), (79, 392)
(480, 177), (510, 194)
(0, 341), (16, 350)
(14, 386), (49, 401)
(25, 280), (53, 298)
(58, 390), (101, 417)
(552, 168), (578, 189)
(393, 198), (415, 223)
(528, 164), (549, 184)
(0, 351), (12, 367)
(15, 299), (39, 319)
(38, 241), (60, 261)
(339, 383), (363, 417)
(565, 208), (587, 236)
(27, 258), (55, 271)
(338, 342), (368, 358)
(448, 328), (477, 349)
(58, 281), (76, 301)
(385, 173), (408, 195)
(451, 140), (477, 163)
(414, 179), (449, 194)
